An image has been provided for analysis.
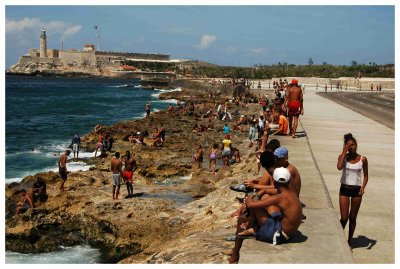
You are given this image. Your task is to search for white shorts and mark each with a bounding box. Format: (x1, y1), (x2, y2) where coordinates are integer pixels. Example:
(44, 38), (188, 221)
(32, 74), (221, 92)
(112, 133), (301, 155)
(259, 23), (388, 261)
(112, 173), (121, 186)
(222, 148), (231, 157)
(73, 143), (79, 152)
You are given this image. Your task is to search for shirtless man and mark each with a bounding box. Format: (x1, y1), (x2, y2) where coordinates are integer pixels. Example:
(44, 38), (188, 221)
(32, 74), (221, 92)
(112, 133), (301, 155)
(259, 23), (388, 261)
(16, 189), (34, 214)
(123, 151), (137, 198)
(229, 167), (302, 263)
(58, 149), (71, 191)
(111, 152), (123, 200)
(94, 133), (104, 157)
(274, 147), (301, 197)
(285, 79), (304, 138)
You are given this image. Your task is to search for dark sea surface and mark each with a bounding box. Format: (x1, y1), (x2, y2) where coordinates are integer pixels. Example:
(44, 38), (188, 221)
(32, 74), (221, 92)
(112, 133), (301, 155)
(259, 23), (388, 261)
(5, 75), (179, 183)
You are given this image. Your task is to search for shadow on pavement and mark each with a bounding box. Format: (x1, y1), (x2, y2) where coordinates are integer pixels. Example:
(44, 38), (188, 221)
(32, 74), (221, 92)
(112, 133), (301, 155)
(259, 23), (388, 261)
(351, 235), (377, 250)
(295, 131), (307, 138)
(288, 230), (308, 244)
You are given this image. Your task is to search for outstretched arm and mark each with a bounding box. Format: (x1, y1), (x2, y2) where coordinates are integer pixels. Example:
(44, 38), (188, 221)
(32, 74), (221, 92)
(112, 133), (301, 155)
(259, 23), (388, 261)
(246, 193), (279, 209)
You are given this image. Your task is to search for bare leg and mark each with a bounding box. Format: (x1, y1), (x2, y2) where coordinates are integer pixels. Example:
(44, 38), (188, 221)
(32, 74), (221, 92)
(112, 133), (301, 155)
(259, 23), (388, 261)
(229, 213), (249, 263)
(59, 180), (66, 191)
(339, 195), (350, 229)
(288, 115), (293, 136)
(116, 185), (120, 200)
(348, 196), (362, 246)
(292, 116), (299, 138)
(112, 185), (116, 200)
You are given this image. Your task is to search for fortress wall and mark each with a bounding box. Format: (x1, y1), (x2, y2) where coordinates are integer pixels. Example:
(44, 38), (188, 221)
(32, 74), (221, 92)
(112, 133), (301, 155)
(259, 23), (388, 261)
(95, 51), (170, 61)
(59, 51), (97, 66)
(18, 56), (61, 66)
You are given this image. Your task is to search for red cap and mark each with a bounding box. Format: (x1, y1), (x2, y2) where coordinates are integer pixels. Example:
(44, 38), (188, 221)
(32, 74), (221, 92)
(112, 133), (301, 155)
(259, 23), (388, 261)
(226, 134), (230, 139)
(292, 79), (298, 85)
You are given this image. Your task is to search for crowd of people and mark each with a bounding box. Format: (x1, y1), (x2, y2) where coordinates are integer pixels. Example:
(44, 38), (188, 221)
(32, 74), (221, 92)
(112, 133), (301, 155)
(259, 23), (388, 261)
(14, 77), (369, 266)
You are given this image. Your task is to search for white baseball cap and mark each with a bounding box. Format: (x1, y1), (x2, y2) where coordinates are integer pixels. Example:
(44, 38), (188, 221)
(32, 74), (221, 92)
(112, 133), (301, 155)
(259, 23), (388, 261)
(273, 167), (291, 183)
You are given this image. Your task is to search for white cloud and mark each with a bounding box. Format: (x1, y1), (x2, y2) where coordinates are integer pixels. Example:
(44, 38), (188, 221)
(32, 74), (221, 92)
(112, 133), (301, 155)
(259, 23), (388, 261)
(6, 17), (82, 41)
(249, 48), (267, 55)
(61, 25), (82, 41)
(194, 34), (216, 50)
(6, 17), (41, 32)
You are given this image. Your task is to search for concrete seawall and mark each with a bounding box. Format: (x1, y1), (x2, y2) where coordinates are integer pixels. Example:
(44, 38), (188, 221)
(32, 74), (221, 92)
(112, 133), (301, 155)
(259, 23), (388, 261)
(239, 87), (394, 263)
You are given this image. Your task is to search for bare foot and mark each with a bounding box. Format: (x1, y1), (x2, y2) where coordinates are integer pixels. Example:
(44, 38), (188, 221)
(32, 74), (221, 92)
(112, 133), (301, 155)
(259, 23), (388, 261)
(238, 228), (254, 236)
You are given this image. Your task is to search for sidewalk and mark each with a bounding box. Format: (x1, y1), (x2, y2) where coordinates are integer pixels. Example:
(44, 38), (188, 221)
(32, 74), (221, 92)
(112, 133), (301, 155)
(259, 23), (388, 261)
(239, 89), (394, 263)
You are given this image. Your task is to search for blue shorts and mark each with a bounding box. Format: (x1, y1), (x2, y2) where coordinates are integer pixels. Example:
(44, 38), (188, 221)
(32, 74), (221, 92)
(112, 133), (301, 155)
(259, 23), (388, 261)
(254, 212), (289, 245)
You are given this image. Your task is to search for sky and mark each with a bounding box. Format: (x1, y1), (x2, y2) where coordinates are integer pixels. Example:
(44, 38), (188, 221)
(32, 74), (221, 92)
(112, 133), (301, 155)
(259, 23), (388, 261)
(4, 4), (395, 68)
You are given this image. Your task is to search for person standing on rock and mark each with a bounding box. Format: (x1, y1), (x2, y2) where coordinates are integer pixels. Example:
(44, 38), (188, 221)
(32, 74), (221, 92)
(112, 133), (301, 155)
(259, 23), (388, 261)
(146, 103), (151, 118)
(111, 152), (123, 200)
(71, 133), (81, 159)
(123, 150), (137, 198)
(337, 133), (368, 247)
(94, 132), (104, 158)
(285, 79), (303, 138)
(58, 149), (71, 191)
(221, 135), (232, 166)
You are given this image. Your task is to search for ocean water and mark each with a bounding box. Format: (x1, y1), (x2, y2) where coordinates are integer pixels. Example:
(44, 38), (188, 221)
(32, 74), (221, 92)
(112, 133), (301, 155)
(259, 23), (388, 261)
(5, 245), (101, 264)
(5, 75), (180, 183)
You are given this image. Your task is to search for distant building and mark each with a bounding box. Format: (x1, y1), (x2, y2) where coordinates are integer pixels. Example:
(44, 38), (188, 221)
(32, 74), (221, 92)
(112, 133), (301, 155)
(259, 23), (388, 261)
(83, 44), (95, 52)
(12, 29), (183, 78)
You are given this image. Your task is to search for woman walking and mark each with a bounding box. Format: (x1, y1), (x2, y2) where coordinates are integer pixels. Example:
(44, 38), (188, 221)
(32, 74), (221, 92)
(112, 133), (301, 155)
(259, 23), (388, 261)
(336, 133), (368, 246)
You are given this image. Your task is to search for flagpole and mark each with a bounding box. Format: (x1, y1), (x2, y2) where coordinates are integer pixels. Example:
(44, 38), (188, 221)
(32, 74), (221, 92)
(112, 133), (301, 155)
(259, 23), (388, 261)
(94, 26), (100, 51)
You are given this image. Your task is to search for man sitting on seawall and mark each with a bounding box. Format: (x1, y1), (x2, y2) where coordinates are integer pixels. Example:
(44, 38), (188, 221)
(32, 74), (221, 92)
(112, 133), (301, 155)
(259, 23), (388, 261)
(229, 167), (302, 263)
(270, 109), (288, 136)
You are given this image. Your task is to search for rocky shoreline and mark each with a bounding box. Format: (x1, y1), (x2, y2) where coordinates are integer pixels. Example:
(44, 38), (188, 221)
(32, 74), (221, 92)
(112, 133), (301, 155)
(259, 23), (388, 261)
(5, 81), (268, 263)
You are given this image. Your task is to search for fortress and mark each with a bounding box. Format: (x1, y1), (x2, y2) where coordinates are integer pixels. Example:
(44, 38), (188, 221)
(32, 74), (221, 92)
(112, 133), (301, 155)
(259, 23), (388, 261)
(7, 29), (182, 79)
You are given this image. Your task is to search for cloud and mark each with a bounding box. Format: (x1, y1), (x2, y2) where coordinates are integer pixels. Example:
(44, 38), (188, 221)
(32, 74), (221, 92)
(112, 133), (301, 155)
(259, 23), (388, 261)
(61, 25), (82, 41)
(6, 17), (42, 32)
(194, 34), (216, 50)
(6, 17), (82, 41)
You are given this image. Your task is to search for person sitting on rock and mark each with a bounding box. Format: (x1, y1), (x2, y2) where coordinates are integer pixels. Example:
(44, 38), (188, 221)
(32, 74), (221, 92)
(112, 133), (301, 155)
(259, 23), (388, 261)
(229, 148), (241, 165)
(16, 189), (34, 214)
(151, 128), (163, 147)
(32, 176), (47, 205)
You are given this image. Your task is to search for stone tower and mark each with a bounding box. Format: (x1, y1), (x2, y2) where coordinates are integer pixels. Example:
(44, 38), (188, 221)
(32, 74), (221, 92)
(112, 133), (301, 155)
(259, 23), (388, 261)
(40, 29), (47, 58)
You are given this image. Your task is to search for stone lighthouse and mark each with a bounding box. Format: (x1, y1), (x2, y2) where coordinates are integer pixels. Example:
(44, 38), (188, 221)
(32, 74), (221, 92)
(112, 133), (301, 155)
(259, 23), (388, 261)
(40, 29), (47, 58)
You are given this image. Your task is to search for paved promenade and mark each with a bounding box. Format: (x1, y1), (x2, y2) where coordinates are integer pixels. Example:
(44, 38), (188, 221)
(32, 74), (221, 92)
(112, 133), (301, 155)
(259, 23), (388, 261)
(240, 89), (394, 263)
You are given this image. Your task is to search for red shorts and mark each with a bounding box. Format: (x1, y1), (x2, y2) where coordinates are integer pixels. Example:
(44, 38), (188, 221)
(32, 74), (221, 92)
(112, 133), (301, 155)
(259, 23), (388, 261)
(123, 170), (133, 182)
(288, 101), (301, 116)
